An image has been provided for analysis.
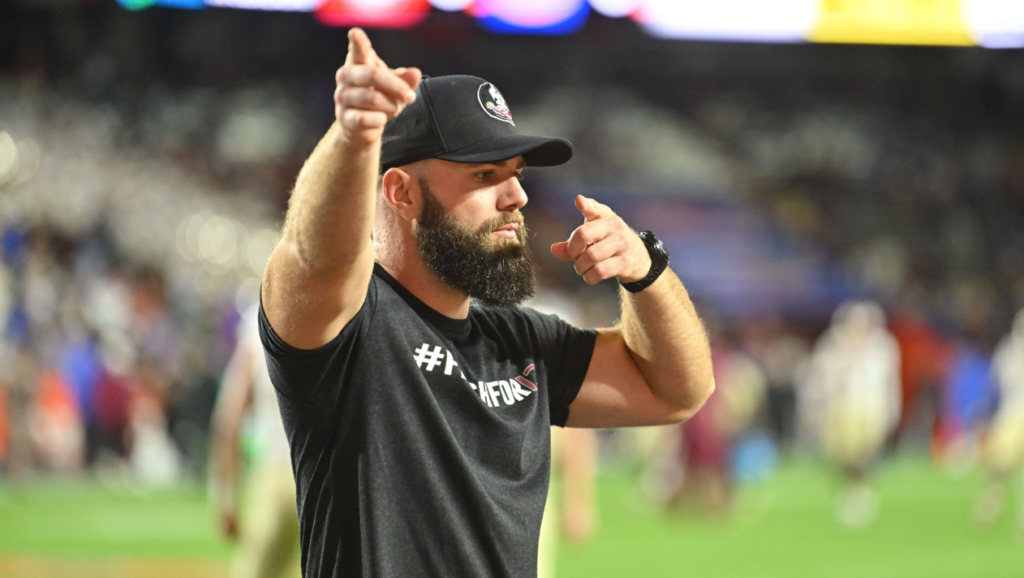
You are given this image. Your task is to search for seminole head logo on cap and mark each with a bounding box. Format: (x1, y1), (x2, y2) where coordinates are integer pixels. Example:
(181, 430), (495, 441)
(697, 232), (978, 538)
(477, 82), (515, 126)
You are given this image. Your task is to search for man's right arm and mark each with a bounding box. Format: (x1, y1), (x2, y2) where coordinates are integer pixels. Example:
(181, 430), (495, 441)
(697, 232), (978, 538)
(261, 29), (420, 350)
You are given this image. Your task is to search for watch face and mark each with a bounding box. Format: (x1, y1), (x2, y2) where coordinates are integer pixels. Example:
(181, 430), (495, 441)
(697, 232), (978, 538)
(644, 232), (669, 264)
(621, 231), (669, 293)
(652, 238), (667, 259)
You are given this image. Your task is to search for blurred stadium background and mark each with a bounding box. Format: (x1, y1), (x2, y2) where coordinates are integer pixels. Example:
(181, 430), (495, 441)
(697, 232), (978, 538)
(2, 1), (1024, 577)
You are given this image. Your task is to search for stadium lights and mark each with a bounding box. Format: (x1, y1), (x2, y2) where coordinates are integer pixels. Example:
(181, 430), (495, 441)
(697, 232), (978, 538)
(207, 0), (320, 11)
(316, 0), (431, 28)
(634, 0), (816, 43)
(154, 0), (205, 8)
(113, 0), (1024, 47)
(471, 0), (590, 35)
(428, 0), (474, 11)
(587, 0), (642, 19)
(962, 0), (1024, 48)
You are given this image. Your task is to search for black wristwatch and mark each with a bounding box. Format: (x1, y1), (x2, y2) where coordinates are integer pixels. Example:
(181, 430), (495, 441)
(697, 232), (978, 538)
(620, 230), (670, 293)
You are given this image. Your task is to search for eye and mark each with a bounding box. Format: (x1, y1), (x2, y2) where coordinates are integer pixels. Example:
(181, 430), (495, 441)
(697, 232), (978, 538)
(514, 171), (525, 182)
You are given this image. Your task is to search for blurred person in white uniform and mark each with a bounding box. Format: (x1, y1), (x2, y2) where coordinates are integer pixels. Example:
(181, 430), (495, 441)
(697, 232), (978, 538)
(210, 304), (300, 578)
(975, 308), (1024, 531)
(804, 301), (901, 529)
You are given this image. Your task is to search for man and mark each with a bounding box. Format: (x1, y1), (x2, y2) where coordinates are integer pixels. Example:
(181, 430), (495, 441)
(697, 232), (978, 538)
(210, 304), (300, 578)
(259, 28), (714, 578)
(975, 307), (1024, 531)
(803, 301), (901, 529)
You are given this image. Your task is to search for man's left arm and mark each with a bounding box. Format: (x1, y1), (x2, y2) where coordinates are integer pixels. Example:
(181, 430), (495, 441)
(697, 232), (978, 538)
(551, 195), (715, 428)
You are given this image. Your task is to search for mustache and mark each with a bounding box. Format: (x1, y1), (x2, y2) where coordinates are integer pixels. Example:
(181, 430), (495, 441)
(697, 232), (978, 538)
(477, 213), (525, 236)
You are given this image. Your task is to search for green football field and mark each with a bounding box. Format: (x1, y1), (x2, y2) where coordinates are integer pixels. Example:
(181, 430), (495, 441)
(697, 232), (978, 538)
(0, 456), (1020, 578)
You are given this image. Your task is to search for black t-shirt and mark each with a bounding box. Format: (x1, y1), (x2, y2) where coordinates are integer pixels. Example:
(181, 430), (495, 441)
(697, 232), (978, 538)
(259, 264), (596, 578)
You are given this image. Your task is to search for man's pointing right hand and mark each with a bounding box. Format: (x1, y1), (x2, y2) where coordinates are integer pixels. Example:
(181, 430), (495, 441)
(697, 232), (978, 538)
(335, 27), (422, 144)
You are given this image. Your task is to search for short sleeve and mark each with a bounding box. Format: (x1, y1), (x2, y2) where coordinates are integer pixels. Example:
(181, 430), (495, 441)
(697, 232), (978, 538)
(258, 279), (377, 407)
(520, 308), (596, 427)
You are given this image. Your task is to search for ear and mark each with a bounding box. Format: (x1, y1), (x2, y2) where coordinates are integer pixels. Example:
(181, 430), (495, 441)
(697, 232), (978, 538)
(381, 167), (418, 222)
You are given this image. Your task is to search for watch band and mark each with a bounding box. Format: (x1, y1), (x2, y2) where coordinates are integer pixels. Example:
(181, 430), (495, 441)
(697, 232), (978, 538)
(620, 230), (670, 293)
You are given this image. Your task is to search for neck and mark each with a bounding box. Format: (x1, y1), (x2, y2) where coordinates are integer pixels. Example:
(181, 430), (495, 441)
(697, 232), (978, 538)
(374, 240), (472, 319)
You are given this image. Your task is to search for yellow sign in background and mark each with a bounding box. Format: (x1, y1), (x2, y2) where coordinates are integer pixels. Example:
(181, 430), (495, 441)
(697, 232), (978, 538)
(811, 0), (973, 45)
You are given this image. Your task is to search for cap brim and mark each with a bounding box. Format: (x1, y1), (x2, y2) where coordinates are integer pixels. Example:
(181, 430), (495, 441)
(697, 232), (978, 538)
(435, 134), (573, 168)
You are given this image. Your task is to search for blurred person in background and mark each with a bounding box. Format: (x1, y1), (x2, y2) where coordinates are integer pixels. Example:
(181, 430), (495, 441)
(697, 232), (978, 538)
(1, 343), (40, 480)
(933, 283), (999, 469)
(938, 335), (995, 471)
(0, 376), (7, 465)
(92, 335), (135, 470)
(541, 427), (598, 578)
(29, 365), (84, 473)
(210, 303), (300, 578)
(974, 308), (1024, 533)
(0, 258), (10, 468)
(744, 318), (809, 457)
(128, 353), (182, 486)
(887, 296), (950, 455)
(258, 28), (713, 577)
(803, 301), (901, 529)
(669, 320), (766, 517)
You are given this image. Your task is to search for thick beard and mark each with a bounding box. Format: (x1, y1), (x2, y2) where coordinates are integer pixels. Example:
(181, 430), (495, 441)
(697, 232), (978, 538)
(415, 178), (535, 308)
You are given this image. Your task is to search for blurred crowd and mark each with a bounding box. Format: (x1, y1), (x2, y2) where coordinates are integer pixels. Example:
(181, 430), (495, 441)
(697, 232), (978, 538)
(0, 221), (241, 486)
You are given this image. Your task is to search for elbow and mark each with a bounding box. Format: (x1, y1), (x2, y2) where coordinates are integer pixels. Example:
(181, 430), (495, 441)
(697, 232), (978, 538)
(663, 375), (716, 425)
(697, 376), (716, 412)
(688, 375), (717, 419)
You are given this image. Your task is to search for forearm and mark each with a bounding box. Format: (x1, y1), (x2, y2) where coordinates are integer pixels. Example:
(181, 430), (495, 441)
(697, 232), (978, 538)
(553, 196), (715, 426)
(279, 122), (378, 280)
(209, 403), (244, 514)
(209, 432), (239, 507)
(208, 347), (253, 512)
(619, 268), (714, 415)
(262, 124), (382, 347)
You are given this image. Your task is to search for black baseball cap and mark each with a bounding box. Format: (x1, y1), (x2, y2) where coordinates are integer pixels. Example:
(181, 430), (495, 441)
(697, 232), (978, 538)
(380, 75), (573, 173)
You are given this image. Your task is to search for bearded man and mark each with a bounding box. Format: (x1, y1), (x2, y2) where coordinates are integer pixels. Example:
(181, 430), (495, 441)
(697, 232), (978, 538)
(259, 28), (715, 578)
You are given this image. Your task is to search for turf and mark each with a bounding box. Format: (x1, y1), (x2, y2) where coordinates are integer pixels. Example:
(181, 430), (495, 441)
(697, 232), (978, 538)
(558, 457), (1023, 578)
(0, 456), (1020, 578)
(0, 479), (229, 560)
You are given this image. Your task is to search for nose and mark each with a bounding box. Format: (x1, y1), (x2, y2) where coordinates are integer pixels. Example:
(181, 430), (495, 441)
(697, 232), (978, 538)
(498, 172), (528, 212)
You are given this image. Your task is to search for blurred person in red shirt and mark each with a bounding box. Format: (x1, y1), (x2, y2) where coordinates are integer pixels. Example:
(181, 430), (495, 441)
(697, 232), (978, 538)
(887, 299), (951, 454)
(670, 321), (766, 517)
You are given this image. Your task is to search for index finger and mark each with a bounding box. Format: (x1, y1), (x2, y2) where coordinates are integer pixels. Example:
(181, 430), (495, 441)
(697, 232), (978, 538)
(575, 195), (610, 222)
(345, 28), (376, 67)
